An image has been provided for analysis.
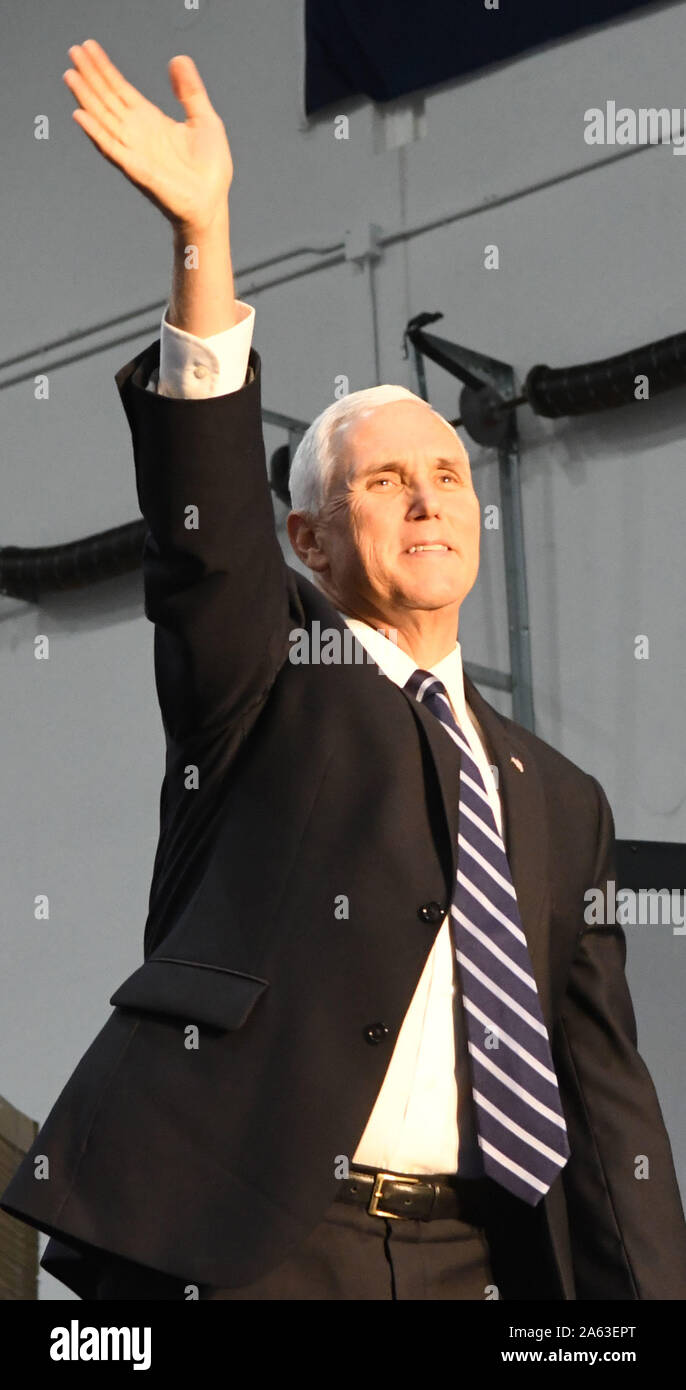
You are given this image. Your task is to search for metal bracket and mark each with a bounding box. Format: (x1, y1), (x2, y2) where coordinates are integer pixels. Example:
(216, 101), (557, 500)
(344, 221), (384, 268)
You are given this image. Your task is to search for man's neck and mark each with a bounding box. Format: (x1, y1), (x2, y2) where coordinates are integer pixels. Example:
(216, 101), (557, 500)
(338, 605), (460, 670)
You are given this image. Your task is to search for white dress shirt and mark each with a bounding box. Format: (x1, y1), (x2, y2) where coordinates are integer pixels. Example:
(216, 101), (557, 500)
(144, 304), (504, 1176)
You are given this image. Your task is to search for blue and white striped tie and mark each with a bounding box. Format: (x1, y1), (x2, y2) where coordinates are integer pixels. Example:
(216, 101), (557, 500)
(404, 667), (570, 1206)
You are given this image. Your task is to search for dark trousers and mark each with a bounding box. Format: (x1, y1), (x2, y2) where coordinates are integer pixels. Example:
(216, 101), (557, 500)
(95, 1195), (498, 1301)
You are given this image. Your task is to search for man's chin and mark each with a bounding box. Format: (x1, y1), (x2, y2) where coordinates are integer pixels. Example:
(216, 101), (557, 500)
(394, 584), (463, 611)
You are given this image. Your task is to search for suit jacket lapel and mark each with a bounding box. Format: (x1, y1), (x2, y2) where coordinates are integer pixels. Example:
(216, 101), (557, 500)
(295, 575), (551, 1016)
(301, 579), (466, 903)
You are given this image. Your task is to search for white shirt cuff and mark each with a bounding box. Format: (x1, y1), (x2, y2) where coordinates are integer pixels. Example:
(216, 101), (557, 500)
(145, 300), (255, 398)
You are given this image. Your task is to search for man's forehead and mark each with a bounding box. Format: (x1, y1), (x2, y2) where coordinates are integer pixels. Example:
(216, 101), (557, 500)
(331, 402), (468, 476)
(335, 398), (462, 452)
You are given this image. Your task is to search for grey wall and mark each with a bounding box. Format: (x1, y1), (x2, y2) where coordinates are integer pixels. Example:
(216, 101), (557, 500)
(2, 0), (684, 1297)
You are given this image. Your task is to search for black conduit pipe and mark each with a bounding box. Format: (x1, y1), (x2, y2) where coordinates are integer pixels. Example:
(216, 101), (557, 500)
(525, 329), (686, 418)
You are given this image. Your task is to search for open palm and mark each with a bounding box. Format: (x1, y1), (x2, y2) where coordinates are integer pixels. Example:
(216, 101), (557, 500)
(63, 39), (233, 233)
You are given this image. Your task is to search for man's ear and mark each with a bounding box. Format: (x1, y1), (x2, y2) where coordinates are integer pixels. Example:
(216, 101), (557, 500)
(286, 509), (328, 574)
(285, 509), (301, 558)
(286, 509), (310, 564)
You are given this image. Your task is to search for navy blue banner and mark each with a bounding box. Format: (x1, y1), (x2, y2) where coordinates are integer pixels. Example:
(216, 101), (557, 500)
(304, 0), (663, 115)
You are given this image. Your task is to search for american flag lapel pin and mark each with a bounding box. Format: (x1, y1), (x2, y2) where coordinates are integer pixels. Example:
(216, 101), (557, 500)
(510, 755), (524, 773)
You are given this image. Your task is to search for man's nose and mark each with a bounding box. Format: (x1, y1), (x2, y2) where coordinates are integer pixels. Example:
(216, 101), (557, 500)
(406, 482), (443, 516)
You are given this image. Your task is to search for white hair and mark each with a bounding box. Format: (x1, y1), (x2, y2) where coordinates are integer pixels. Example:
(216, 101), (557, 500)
(288, 384), (457, 517)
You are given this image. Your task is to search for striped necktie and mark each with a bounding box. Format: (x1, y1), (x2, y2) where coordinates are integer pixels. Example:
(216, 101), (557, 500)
(404, 667), (570, 1206)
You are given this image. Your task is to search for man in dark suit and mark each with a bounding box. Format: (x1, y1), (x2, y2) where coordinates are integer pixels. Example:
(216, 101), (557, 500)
(3, 41), (686, 1301)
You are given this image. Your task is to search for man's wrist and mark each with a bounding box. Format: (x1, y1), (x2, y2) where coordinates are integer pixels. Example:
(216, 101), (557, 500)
(171, 200), (231, 249)
(168, 203), (238, 336)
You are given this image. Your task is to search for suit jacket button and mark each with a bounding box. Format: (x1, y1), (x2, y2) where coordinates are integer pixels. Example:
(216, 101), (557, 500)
(364, 1022), (389, 1045)
(418, 901), (444, 924)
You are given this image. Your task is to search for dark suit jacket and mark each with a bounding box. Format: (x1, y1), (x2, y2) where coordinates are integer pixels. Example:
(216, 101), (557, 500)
(3, 339), (686, 1301)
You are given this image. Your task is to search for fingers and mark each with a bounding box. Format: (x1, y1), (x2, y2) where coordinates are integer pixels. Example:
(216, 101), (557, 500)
(67, 42), (127, 123)
(168, 54), (213, 121)
(72, 38), (140, 109)
(63, 66), (123, 145)
(69, 107), (133, 175)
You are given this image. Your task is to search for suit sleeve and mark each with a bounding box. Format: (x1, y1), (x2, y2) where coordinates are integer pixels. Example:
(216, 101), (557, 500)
(556, 774), (686, 1299)
(115, 339), (291, 743)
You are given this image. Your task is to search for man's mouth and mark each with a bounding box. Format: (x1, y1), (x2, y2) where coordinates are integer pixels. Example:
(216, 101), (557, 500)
(404, 543), (452, 554)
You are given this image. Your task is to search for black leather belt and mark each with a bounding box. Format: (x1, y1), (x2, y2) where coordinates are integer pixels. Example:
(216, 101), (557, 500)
(335, 1165), (491, 1223)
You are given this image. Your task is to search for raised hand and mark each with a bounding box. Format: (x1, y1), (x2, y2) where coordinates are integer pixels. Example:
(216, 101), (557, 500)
(63, 39), (233, 235)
